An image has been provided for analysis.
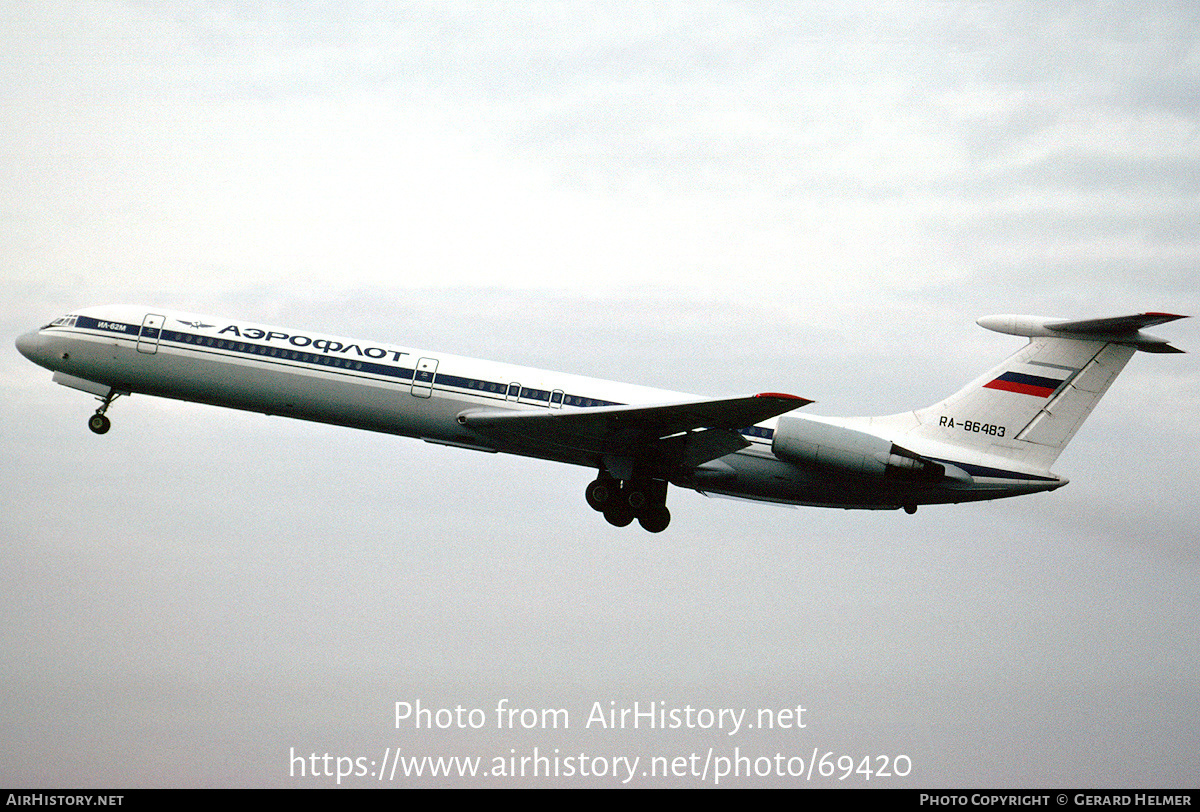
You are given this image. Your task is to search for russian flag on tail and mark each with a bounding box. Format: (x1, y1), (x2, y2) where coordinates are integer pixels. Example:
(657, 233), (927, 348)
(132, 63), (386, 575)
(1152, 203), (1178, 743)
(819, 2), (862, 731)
(983, 370), (1066, 398)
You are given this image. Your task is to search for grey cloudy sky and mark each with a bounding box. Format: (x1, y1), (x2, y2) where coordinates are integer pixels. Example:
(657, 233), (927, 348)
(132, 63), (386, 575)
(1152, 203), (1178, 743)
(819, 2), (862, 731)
(2, 1), (1198, 787)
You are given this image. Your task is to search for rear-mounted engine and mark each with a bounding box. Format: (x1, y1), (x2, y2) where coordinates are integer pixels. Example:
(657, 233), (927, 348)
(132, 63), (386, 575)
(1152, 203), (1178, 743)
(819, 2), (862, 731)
(771, 416), (944, 480)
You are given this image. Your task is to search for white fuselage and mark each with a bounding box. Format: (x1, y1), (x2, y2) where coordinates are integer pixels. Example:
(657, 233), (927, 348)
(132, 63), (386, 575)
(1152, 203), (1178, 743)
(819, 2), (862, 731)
(16, 305), (1067, 519)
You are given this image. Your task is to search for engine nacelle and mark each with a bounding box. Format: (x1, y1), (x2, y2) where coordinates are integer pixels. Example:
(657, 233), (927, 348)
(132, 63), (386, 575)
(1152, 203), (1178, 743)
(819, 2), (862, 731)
(771, 416), (944, 480)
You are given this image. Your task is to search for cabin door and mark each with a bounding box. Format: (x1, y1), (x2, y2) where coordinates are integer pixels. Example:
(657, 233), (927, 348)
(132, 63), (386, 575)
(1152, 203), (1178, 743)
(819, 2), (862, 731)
(137, 314), (165, 354)
(411, 357), (438, 398)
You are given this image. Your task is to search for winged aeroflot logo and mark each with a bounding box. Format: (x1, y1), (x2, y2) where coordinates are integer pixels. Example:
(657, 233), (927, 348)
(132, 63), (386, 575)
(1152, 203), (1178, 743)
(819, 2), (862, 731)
(176, 319), (214, 330)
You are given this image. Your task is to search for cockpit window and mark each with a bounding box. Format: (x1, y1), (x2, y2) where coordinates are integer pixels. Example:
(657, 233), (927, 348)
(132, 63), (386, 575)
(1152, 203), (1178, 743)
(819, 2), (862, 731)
(47, 315), (78, 328)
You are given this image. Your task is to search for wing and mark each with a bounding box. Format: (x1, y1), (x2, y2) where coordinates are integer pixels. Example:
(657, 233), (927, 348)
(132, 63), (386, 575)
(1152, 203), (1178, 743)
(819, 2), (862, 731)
(459, 392), (811, 469)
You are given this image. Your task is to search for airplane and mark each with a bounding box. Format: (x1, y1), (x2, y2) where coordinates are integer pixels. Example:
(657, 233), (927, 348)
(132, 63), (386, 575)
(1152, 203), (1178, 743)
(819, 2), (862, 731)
(15, 305), (1185, 532)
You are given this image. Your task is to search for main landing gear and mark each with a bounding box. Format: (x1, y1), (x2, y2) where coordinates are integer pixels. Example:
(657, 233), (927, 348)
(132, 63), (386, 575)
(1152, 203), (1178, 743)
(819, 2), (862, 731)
(87, 389), (122, 435)
(585, 472), (671, 533)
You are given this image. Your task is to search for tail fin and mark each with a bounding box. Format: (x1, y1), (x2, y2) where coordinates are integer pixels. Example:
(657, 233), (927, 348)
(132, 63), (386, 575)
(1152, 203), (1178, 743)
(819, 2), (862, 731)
(910, 312), (1186, 470)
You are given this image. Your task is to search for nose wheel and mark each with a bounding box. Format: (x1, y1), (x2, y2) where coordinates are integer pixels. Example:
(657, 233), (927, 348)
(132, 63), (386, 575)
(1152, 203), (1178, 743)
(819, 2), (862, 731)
(87, 388), (122, 435)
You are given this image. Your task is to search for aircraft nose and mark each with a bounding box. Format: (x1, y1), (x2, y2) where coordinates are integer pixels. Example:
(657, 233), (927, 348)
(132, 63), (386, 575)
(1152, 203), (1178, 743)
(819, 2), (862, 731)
(15, 329), (49, 364)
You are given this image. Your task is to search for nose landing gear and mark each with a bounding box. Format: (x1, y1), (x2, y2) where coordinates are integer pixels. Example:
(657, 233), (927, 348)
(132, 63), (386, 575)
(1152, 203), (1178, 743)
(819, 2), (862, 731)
(87, 389), (122, 435)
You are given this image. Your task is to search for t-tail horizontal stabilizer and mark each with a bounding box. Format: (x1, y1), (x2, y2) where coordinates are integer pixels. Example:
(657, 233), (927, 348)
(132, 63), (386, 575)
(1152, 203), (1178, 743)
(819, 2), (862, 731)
(976, 312), (1187, 353)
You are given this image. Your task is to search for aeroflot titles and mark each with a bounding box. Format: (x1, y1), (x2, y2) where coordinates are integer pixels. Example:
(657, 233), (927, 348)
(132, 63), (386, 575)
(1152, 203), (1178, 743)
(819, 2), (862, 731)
(216, 324), (410, 362)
